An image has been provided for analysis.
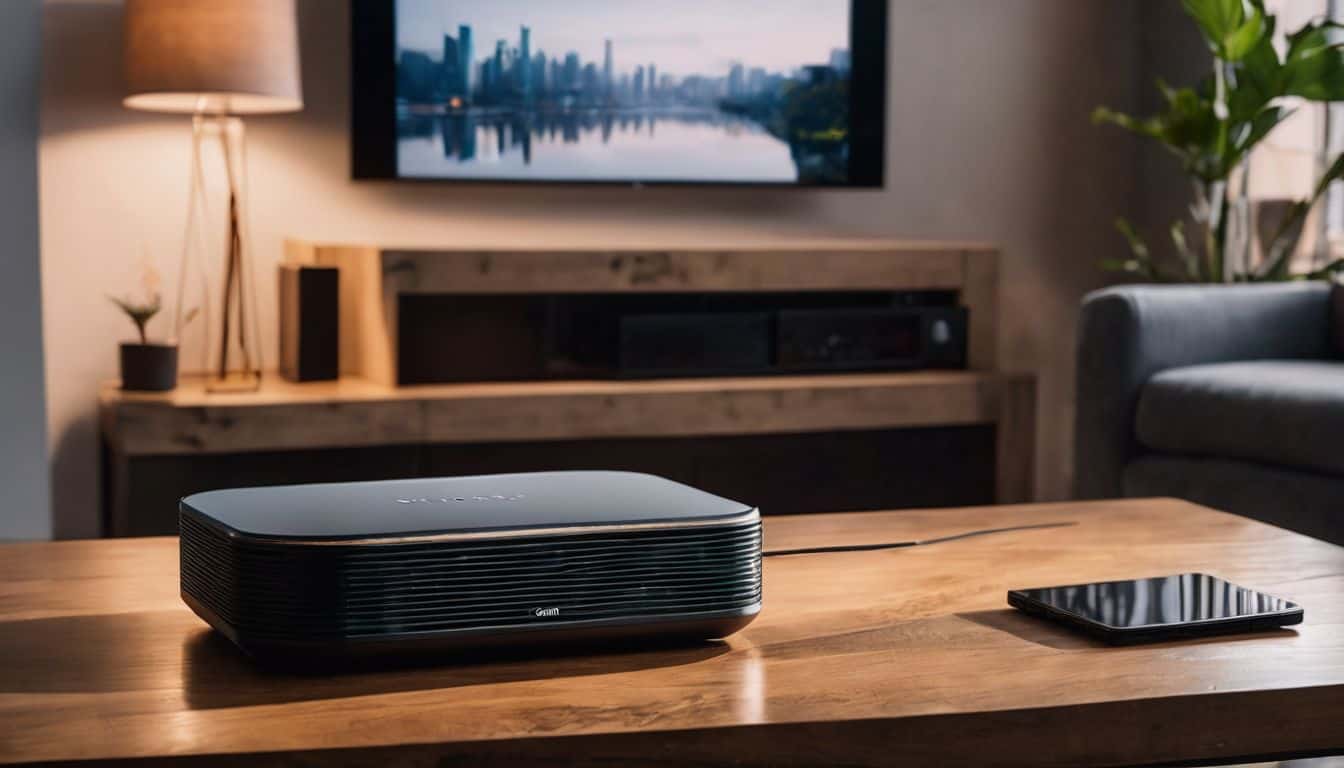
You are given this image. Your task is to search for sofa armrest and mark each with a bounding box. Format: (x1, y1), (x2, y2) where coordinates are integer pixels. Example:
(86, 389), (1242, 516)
(1074, 282), (1333, 499)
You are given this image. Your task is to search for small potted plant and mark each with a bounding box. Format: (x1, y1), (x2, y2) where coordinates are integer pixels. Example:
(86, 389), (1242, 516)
(111, 262), (177, 392)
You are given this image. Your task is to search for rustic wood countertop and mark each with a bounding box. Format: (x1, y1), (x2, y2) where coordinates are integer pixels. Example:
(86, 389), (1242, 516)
(2, 498), (1342, 766)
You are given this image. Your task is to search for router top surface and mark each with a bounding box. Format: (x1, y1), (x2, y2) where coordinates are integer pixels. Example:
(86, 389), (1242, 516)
(181, 471), (756, 540)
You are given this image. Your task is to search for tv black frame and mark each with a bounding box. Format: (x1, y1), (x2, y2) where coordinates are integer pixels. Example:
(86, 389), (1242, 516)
(351, 0), (887, 187)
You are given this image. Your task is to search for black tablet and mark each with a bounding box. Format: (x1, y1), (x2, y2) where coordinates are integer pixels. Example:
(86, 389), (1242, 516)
(1008, 573), (1303, 645)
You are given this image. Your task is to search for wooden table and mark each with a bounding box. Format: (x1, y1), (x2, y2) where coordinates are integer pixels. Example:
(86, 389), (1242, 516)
(3, 499), (1342, 766)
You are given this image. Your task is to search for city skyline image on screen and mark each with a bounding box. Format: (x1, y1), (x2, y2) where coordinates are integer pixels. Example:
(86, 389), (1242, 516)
(394, 0), (853, 183)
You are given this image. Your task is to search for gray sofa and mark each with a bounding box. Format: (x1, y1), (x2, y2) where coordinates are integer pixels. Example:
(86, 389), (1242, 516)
(1075, 282), (1344, 545)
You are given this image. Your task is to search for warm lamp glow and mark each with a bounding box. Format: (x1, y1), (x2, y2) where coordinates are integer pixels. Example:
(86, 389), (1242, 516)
(122, 0), (302, 115)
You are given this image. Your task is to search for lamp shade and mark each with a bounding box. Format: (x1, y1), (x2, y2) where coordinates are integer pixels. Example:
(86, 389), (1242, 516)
(123, 0), (303, 115)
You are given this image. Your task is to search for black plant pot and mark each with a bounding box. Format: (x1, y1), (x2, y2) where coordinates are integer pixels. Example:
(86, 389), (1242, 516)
(120, 342), (178, 392)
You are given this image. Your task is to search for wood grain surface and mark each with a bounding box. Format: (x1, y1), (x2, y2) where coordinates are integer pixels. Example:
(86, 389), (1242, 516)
(292, 239), (992, 295)
(99, 371), (1028, 458)
(6, 499), (1340, 766)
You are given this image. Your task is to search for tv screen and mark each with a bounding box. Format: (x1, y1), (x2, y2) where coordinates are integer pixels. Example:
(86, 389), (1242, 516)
(351, 0), (887, 186)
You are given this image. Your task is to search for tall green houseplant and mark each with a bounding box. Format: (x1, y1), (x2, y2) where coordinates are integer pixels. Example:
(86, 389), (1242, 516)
(1095, 0), (1344, 282)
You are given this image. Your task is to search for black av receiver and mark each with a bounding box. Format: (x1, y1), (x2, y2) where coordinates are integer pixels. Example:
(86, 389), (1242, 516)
(775, 305), (966, 372)
(399, 291), (969, 382)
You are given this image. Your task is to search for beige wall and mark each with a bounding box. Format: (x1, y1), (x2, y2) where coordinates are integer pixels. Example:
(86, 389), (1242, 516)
(40, 0), (1140, 537)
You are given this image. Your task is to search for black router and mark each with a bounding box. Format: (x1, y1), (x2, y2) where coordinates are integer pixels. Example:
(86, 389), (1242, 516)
(179, 471), (762, 660)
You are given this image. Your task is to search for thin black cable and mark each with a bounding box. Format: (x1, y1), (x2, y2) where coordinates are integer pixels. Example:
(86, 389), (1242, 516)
(761, 521), (1077, 558)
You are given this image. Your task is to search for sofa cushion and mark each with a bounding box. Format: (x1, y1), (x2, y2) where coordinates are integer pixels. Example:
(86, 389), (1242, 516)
(1136, 359), (1344, 476)
(1333, 282), (1344, 356)
(1123, 455), (1344, 545)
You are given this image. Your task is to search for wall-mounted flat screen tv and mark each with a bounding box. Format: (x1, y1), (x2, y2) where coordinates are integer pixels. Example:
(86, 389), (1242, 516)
(351, 0), (887, 186)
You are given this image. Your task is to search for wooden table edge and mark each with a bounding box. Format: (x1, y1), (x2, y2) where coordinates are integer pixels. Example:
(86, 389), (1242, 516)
(24, 684), (1338, 768)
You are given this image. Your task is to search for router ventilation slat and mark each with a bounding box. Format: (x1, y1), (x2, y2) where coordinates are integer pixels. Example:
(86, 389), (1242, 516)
(180, 513), (762, 642)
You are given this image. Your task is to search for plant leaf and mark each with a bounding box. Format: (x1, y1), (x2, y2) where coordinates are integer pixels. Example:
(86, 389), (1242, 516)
(1282, 50), (1344, 101)
(1099, 258), (1137, 272)
(1256, 201), (1307, 280)
(1240, 105), (1292, 150)
(1096, 83), (1221, 181)
(1311, 151), (1344, 201)
(1281, 22), (1344, 101)
(1182, 0), (1246, 55)
(1224, 105), (1293, 173)
(1170, 220), (1201, 280)
(1223, 6), (1267, 62)
(1114, 217), (1150, 262)
(1253, 153), (1344, 279)
(1303, 258), (1344, 280)
(1226, 15), (1282, 122)
(1107, 219), (1184, 282)
(1091, 107), (1162, 140)
(108, 293), (162, 343)
(108, 294), (162, 323)
(1100, 258), (1166, 281)
(1284, 20), (1344, 64)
